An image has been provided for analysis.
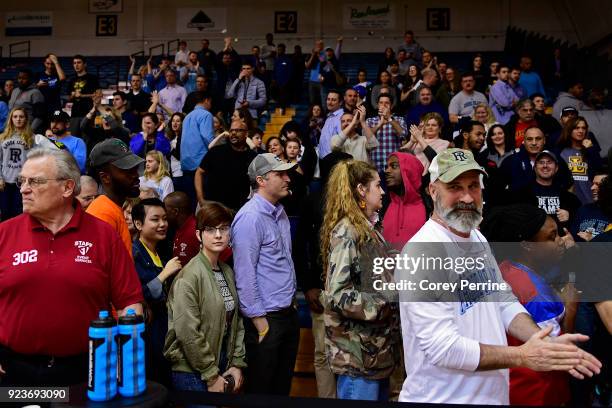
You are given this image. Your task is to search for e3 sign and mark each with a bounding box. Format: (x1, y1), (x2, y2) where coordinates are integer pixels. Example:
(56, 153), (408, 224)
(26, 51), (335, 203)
(275, 11), (297, 34)
(96, 15), (118, 36)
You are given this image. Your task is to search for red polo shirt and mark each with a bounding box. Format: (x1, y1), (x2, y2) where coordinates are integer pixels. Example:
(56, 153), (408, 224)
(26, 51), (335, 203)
(173, 215), (200, 266)
(0, 204), (143, 356)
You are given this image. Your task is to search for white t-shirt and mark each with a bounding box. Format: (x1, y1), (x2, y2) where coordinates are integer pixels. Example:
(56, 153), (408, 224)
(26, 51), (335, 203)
(398, 219), (526, 405)
(139, 176), (174, 200)
(170, 138), (183, 178)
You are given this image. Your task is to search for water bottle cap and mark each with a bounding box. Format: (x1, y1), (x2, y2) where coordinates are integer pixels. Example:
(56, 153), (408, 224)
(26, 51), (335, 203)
(118, 309), (144, 324)
(91, 310), (116, 328)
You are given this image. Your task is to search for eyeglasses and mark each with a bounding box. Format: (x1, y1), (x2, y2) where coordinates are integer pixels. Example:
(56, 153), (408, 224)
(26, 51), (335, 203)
(202, 225), (231, 235)
(17, 176), (67, 188)
(80, 194), (99, 202)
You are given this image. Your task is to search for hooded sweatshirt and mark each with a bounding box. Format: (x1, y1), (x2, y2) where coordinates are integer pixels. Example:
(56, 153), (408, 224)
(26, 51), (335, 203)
(382, 152), (426, 250)
(8, 84), (45, 132)
(552, 92), (584, 122)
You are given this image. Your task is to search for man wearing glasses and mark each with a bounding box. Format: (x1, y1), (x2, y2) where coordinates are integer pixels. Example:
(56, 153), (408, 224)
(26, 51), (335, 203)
(195, 119), (256, 211)
(0, 148), (143, 386)
(448, 72), (487, 124)
(76, 175), (99, 210)
(226, 60), (267, 119)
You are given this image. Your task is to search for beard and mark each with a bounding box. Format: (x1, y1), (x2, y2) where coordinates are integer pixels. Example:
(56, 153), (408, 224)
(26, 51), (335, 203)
(435, 195), (483, 234)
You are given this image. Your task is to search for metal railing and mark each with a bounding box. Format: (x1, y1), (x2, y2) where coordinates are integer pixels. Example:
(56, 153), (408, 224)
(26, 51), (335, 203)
(167, 38), (180, 56)
(148, 44), (165, 57)
(9, 40), (30, 57)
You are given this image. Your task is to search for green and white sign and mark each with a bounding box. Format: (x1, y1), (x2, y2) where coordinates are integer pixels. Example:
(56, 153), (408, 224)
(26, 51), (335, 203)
(343, 3), (395, 30)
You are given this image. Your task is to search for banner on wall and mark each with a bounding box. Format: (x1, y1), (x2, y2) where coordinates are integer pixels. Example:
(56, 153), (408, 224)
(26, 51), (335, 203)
(176, 8), (227, 33)
(5, 11), (53, 36)
(343, 3), (395, 30)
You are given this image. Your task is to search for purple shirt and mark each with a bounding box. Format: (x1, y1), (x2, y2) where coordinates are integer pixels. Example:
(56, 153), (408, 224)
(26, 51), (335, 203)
(158, 84), (187, 119)
(231, 193), (296, 317)
(489, 80), (517, 125)
(318, 108), (343, 158)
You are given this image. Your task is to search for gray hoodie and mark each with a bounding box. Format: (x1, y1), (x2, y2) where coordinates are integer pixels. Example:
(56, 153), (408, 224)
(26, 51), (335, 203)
(552, 91), (585, 123)
(8, 84), (45, 132)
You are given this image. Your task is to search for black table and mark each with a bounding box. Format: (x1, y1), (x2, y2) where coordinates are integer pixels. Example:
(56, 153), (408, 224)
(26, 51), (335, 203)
(52, 381), (167, 408)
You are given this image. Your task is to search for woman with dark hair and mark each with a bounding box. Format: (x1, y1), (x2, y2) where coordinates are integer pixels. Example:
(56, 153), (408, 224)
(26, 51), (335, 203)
(132, 198), (182, 386)
(478, 124), (514, 167)
(266, 136), (286, 161)
(370, 70), (398, 110)
(472, 54), (488, 93)
(378, 47), (396, 73)
(165, 201), (246, 396)
(231, 107), (256, 130)
(556, 116), (602, 204)
(435, 66), (461, 108)
(480, 204), (577, 407)
(405, 64), (422, 89)
(130, 112), (171, 158)
(398, 65), (423, 112)
(166, 112), (185, 189)
(303, 104), (325, 146)
(37, 53), (66, 114)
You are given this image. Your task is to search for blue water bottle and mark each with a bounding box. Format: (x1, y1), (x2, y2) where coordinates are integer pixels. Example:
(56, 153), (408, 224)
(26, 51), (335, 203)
(88, 310), (118, 401)
(117, 309), (146, 397)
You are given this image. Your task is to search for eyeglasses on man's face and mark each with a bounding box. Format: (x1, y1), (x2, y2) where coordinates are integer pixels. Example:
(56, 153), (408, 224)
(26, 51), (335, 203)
(17, 176), (67, 189)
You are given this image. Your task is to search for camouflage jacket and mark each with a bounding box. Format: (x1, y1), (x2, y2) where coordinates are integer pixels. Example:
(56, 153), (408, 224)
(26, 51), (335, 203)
(323, 217), (401, 379)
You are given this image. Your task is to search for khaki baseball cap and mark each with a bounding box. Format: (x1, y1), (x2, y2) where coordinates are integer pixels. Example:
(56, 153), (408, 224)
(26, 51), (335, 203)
(248, 153), (296, 181)
(429, 148), (487, 183)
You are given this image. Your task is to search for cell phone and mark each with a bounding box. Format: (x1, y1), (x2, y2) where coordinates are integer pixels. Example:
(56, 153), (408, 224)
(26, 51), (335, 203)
(223, 375), (235, 393)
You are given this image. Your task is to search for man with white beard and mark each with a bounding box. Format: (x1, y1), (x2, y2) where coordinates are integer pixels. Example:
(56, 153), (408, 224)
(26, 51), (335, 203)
(397, 148), (601, 405)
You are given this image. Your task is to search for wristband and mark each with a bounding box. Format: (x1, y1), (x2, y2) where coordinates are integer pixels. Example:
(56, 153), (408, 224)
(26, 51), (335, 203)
(258, 326), (269, 337)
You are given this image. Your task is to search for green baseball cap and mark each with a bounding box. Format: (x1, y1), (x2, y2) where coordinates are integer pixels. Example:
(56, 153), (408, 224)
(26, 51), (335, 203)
(429, 148), (487, 183)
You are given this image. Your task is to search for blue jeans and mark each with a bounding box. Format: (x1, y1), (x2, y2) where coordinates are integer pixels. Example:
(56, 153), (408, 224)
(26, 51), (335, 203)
(336, 375), (389, 401)
(171, 372), (213, 408)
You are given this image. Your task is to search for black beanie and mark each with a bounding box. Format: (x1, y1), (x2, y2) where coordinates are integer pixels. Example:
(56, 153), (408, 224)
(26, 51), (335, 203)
(480, 204), (548, 242)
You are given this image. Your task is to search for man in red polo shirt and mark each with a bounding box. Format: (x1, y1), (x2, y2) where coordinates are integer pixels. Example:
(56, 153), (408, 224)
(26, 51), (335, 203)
(0, 148), (143, 386)
(163, 191), (199, 265)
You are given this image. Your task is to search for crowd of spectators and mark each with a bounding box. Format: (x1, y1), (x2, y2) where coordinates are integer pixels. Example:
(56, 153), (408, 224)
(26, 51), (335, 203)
(0, 29), (611, 406)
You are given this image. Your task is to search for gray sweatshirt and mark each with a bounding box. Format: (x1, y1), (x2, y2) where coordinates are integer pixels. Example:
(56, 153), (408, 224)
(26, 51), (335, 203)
(0, 134), (30, 184)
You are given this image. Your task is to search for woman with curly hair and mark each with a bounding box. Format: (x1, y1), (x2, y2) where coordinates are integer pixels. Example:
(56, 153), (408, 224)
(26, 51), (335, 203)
(320, 160), (400, 401)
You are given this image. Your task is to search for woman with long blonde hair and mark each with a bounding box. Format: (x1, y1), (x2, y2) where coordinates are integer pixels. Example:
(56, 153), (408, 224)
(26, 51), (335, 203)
(320, 159), (400, 401)
(139, 150), (174, 200)
(0, 107), (35, 219)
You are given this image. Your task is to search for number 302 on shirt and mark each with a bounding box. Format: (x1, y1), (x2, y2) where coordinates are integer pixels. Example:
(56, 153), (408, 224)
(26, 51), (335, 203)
(12, 250), (38, 266)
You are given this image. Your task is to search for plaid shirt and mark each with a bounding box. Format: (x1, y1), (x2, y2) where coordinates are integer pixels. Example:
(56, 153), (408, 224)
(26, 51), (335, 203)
(367, 116), (407, 172)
